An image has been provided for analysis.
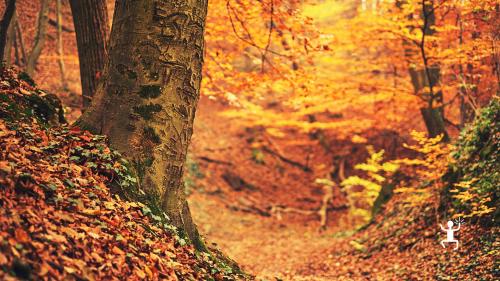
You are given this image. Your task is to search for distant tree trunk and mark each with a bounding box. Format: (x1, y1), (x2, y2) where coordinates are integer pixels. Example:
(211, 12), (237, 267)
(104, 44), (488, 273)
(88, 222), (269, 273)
(56, 0), (68, 90)
(0, 0), (16, 62)
(405, 0), (449, 141)
(69, 0), (109, 109)
(14, 15), (26, 65)
(26, 0), (49, 76)
(2, 7), (15, 65)
(78, 0), (209, 250)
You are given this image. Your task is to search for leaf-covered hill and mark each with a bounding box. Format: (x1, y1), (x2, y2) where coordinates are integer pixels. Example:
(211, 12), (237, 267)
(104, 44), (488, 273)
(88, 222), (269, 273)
(0, 68), (247, 280)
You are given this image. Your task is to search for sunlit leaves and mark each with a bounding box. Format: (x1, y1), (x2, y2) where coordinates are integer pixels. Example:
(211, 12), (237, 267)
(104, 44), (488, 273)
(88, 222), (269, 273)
(341, 146), (399, 224)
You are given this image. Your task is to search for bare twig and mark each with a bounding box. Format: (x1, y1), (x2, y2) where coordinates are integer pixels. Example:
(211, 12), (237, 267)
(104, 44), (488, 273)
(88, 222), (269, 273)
(262, 146), (311, 172)
(198, 156), (233, 166)
(261, 0), (274, 72)
(226, 0), (288, 58)
(48, 18), (74, 33)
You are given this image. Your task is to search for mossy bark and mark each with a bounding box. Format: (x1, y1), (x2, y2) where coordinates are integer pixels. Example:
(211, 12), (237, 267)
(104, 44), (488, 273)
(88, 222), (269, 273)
(78, 0), (208, 250)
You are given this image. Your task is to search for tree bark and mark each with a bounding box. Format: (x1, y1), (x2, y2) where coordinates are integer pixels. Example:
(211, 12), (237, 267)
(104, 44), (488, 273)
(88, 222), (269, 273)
(78, 0), (208, 250)
(26, 0), (49, 76)
(56, 0), (68, 90)
(0, 0), (16, 62)
(69, 0), (109, 109)
(2, 7), (15, 65)
(402, 0), (449, 141)
(14, 14), (26, 65)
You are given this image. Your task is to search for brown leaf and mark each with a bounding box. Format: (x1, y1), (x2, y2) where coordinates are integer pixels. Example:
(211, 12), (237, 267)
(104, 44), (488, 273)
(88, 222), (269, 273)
(135, 268), (146, 279)
(64, 266), (77, 274)
(81, 209), (102, 216)
(90, 252), (104, 263)
(0, 252), (8, 265)
(0, 161), (12, 173)
(112, 246), (125, 256)
(14, 228), (29, 243)
(44, 231), (67, 243)
(61, 227), (79, 239)
(39, 262), (50, 276)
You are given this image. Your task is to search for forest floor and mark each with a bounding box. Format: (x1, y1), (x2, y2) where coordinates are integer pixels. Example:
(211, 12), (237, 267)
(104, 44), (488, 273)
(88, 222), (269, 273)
(187, 97), (498, 280)
(188, 98), (350, 280)
(1, 69), (497, 280)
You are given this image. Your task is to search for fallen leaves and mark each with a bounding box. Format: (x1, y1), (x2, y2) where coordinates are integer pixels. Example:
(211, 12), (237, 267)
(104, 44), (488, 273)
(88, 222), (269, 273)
(0, 68), (247, 280)
(14, 229), (29, 243)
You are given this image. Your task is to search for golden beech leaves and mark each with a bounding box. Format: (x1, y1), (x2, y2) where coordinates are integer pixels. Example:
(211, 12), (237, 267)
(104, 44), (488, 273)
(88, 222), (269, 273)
(341, 146), (400, 224)
(204, 0), (498, 141)
(394, 131), (452, 204)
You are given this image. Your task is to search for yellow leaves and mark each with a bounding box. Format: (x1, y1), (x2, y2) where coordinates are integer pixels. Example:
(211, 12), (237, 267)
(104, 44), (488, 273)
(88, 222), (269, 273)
(382, 162), (399, 173)
(44, 231), (67, 244)
(394, 187), (418, 193)
(315, 178), (335, 187)
(349, 240), (367, 252)
(104, 201), (116, 210)
(64, 267), (77, 274)
(135, 267), (147, 279)
(341, 146), (399, 224)
(266, 128), (286, 138)
(398, 131), (452, 182)
(450, 178), (495, 218)
(90, 252), (104, 263)
(0, 121), (15, 137)
(61, 227), (80, 240)
(80, 208), (102, 216)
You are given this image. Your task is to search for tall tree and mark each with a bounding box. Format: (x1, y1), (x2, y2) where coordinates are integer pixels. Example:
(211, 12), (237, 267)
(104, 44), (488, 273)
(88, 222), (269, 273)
(78, 0), (208, 249)
(414, 0), (448, 141)
(2, 6), (15, 65)
(0, 0), (16, 61)
(404, 0), (449, 141)
(26, 0), (49, 76)
(69, 0), (109, 108)
(56, 0), (68, 90)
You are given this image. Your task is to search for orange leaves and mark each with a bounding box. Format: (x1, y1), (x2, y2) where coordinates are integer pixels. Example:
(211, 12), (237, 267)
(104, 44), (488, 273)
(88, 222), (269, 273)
(14, 229), (29, 243)
(111, 246), (125, 256)
(0, 98), (240, 280)
(43, 231), (68, 244)
(0, 253), (8, 266)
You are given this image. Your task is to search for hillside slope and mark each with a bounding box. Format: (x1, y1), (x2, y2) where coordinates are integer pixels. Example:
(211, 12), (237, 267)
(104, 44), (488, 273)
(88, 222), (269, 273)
(0, 68), (248, 280)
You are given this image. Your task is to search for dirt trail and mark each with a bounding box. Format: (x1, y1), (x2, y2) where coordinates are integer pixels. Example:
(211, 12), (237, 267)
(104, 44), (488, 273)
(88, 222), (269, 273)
(189, 192), (350, 280)
(188, 98), (357, 280)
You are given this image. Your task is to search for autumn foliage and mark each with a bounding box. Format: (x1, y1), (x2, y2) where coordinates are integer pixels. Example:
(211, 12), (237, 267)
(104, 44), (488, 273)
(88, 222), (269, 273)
(0, 0), (498, 280)
(0, 68), (245, 280)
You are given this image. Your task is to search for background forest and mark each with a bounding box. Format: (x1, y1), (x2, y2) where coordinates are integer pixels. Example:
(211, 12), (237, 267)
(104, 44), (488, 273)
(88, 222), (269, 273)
(0, 0), (498, 280)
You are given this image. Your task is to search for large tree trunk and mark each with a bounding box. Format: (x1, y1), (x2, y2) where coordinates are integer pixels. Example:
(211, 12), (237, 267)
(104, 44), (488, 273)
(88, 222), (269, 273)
(78, 0), (208, 250)
(69, 0), (109, 109)
(0, 0), (16, 61)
